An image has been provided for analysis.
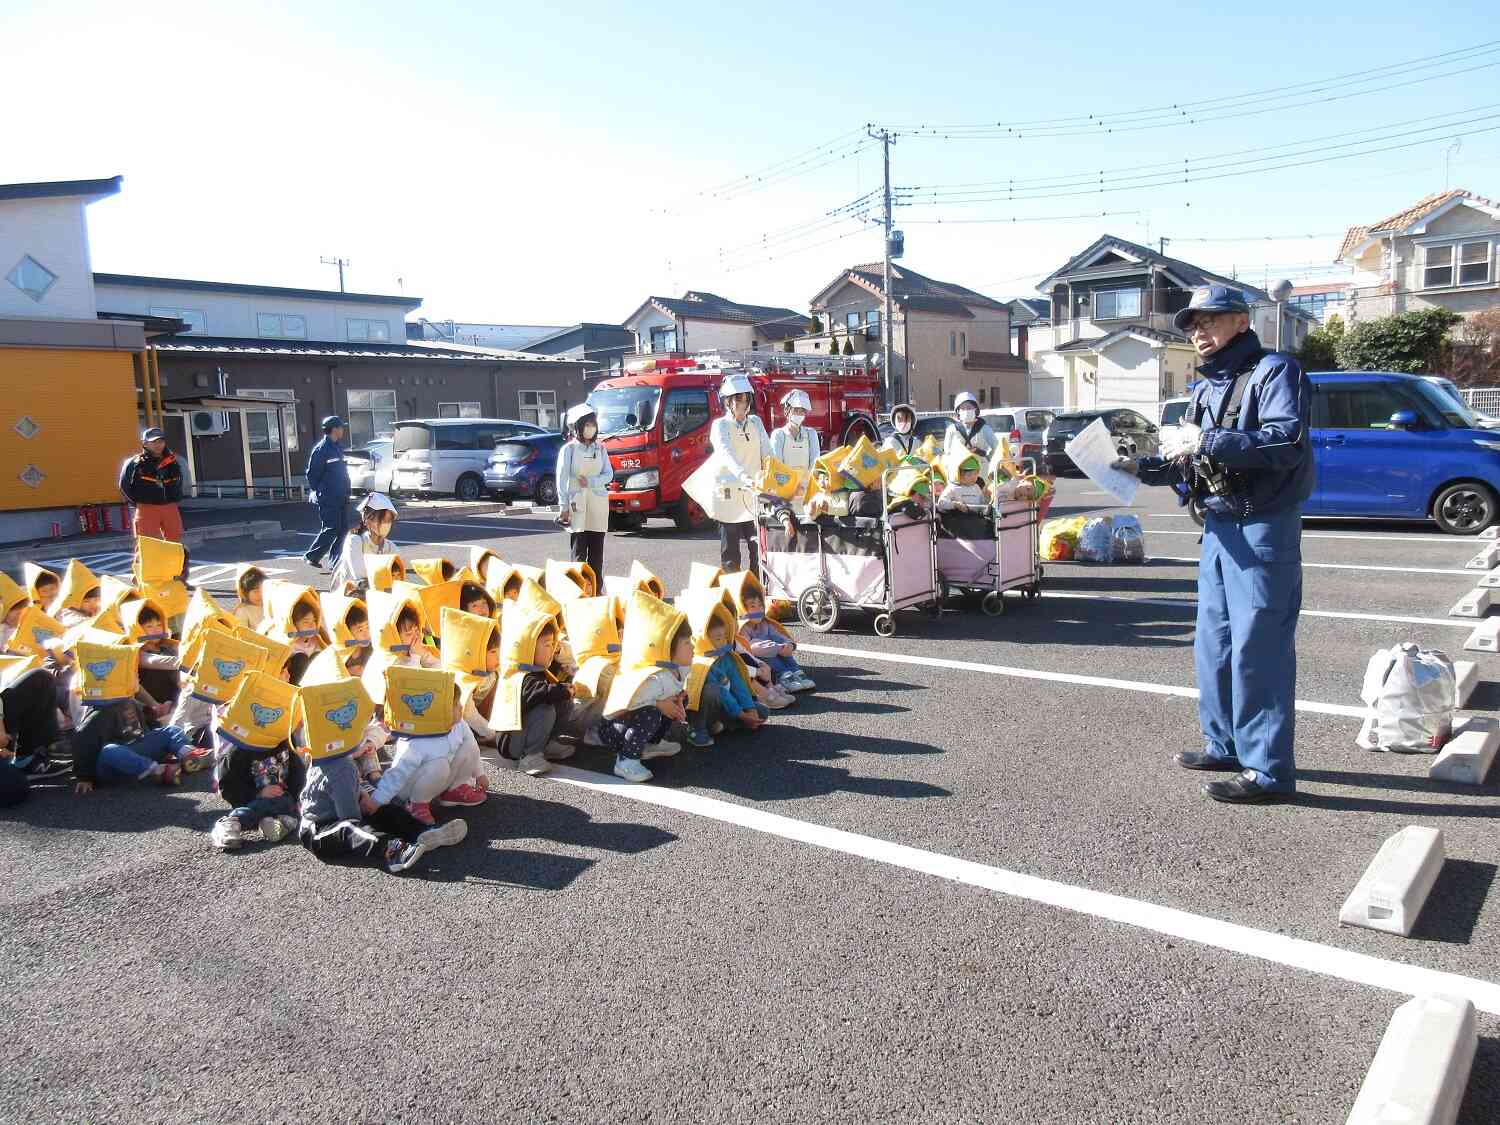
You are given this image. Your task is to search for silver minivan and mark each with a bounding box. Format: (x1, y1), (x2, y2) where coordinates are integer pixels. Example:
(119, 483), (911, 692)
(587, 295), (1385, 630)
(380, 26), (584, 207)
(391, 418), (548, 501)
(980, 406), (1056, 460)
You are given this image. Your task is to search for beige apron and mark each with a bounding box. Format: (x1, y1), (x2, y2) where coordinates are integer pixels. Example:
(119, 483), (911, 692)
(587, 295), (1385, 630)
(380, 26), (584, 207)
(567, 441), (610, 534)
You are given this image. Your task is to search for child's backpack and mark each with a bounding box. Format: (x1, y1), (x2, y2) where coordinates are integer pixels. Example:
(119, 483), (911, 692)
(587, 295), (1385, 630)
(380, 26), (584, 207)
(1356, 643), (1456, 753)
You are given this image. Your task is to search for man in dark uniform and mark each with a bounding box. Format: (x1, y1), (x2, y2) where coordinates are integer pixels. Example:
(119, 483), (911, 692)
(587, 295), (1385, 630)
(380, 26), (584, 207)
(1118, 284), (1314, 804)
(303, 415), (352, 571)
(119, 427), (185, 541)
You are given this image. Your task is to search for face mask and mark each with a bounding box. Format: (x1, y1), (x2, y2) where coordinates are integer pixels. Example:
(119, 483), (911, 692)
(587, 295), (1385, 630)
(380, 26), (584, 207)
(788, 410), (806, 427)
(582, 424), (598, 441)
(959, 407), (977, 425)
(731, 398), (751, 419)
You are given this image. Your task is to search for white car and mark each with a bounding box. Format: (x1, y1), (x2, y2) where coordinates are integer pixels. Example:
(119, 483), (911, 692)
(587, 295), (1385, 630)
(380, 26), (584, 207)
(1158, 397), (1192, 452)
(346, 439), (393, 494)
(391, 418), (548, 501)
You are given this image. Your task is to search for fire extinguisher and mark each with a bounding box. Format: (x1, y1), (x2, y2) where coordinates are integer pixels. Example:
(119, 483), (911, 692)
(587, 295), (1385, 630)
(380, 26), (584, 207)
(78, 508), (89, 533)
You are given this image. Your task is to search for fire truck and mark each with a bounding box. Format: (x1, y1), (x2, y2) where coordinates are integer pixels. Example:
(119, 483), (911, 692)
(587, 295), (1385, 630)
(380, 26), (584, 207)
(587, 350), (883, 530)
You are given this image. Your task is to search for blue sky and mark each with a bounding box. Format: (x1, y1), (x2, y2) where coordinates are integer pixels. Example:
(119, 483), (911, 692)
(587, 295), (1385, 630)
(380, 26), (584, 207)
(6, 0), (1497, 325)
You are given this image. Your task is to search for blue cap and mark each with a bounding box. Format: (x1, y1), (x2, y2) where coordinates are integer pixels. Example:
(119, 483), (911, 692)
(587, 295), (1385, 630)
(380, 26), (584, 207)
(1173, 284), (1251, 332)
(321, 415), (346, 431)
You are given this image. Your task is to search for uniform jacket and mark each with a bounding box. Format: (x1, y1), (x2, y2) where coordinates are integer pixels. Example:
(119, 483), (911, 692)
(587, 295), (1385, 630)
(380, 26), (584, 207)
(119, 449), (183, 505)
(1138, 330), (1313, 518)
(299, 752), (362, 826)
(305, 436), (351, 505)
(214, 737), (305, 811)
(71, 699), (148, 783)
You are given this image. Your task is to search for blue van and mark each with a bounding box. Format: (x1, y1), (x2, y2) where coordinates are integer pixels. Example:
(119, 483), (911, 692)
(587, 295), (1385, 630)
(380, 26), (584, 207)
(1305, 371), (1500, 534)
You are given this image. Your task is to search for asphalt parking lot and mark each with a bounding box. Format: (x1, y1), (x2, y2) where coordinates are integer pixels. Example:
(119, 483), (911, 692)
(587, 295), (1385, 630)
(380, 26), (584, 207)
(3, 479), (1497, 1123)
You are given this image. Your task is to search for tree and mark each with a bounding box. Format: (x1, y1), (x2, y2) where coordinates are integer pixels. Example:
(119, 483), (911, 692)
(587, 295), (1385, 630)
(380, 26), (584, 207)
(842, 336), (855, 355)
(1298, 313), (1344, 371)
(1335, 307), (1463, 373)
(1449, 308), (1500, 385)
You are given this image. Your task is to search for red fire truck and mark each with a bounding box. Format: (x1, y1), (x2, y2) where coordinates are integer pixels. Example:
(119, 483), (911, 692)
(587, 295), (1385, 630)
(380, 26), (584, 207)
(587, 351), (882, 530)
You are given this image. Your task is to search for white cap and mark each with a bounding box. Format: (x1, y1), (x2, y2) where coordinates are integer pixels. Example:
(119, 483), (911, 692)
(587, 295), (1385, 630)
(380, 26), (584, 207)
(954, 391), (979, 412)
(358, 492), (397, 515)
(565, 403), (596, 428)
(780, 389), (811, 412)
(718, 373), (754, 400)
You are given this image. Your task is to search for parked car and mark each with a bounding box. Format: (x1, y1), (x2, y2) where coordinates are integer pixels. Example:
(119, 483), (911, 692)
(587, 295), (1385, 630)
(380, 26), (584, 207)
(981, 406), (1055, 463)
(345, 439), (393, 494)
(391, 418), (548, 501)
(1421, 375), (1500, 429)
(1304, 371), (1500, 534)
(1043, 408), (1160, 475)
(483, 432), (566, 503)
(1157, 396), (1192, 450)
(876, 412), (958, 447)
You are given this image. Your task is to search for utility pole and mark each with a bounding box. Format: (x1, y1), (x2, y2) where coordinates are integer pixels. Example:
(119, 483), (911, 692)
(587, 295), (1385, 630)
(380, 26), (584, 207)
(320, 256), (350, 292)
(1158, 237), (1168, 256)
(868, 126), (897, 408)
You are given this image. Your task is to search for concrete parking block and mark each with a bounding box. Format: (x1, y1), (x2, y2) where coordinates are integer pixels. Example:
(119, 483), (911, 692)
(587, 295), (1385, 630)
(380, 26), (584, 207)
(1480, 525), (1500, 540)
(1454, 660), (1478, 708)
(1429, 716), (1499, 785)
(1476, 569), (1500, 588)
(1447, 588), (1491, 618)
(1463, 541), (1500, 570)
(1462, 617), (1500, 652)
(1338, 826), (1445, 937)
(1345, 993), (1476, 1125)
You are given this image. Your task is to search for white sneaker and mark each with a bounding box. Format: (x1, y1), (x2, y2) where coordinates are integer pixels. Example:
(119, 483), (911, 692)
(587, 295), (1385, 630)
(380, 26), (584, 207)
(518, 752), (553, 776)
(277, 814), (299, 835)
(763, 688), (794, 710)
(582, 726), (605, 748)
(642, 740), (680, 760)
(418, 818), (468, 851)
(543, 739), (576, 762)
(613, 756), (652, 783)
(210, 816), (243, 851)
(790, 674), (816, 693)
(258, 816), (289, 844)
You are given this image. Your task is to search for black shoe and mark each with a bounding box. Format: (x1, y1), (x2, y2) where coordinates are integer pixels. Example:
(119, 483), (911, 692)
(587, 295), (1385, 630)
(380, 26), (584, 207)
(1203, 770), (1287, 804)
(302, 553), (326, 571)
(24, 757), (71, 781)
(1175, 750), (1242, 772)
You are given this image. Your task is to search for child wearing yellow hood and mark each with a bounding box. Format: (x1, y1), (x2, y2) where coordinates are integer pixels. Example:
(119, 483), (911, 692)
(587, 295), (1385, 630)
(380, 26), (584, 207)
(492, 607), (576, 777)
(599, 592), (693, 783)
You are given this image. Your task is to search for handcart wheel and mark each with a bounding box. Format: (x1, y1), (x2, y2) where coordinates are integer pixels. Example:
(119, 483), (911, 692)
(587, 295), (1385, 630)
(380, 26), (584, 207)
(981, 591), (1005, 617)
(1025, 583), (1041, 601)
(873, 613), (896, 638)
(797, 583), (840, 633)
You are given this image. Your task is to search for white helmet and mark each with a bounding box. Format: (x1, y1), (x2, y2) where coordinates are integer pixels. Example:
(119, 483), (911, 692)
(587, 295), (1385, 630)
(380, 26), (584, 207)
(954, 391), (979, 413)
(718, 373), (754, 401)
(565, 403), (596, 428)
(780, 389), (811, 412)
(357, 492), (397, 516)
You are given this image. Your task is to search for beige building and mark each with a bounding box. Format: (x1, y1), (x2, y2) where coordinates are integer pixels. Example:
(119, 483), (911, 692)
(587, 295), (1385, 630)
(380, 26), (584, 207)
(1336, 188), (1500, 325)
(803, 263), (1023, 411)
(622, 291), (804, 356)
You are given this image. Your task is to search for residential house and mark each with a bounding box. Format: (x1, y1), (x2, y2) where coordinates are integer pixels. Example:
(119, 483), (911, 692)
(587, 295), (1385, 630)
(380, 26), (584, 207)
(803, 263), (1023, 411)
(1006, 297), (1051, 363)
(1336, 189), (1500, 325)
(521, 322), (635, 377)
(408, 319), (564, 349)
(1028, 235), (1312, 414)
(1288, 282), (1350, 324)
(623, 291), (805, 356)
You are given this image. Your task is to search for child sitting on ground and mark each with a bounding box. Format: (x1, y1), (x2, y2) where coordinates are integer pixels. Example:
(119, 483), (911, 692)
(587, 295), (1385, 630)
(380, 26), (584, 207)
(297, 674), (466, 875)
(70, 640), (188, 792)
(738, 589), (815, 694)
(50, 562), (101, 627)
(25, 565), (59, 614)
(460, 583), (495, 619)
(0, 573), (27, 650)
(598, 592), (691, 783)
(683, 593), (763, 749)
(368, 668), (485, 826)
(233, 566), (266, 630)
(208, 671), (304, 850)
(493, 608), (575, 777)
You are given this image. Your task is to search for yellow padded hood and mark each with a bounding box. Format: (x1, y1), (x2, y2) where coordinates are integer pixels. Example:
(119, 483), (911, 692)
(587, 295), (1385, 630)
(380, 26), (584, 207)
(7, 605), (65, 657)
(180, 589), (238, 667)
(410, 557), (458, 585)
(487, 605), (558, 733)
(0, 571), (27, 620)
(50, 560), (100, 616)
(22, 562), (59, 605)
(231, 626), (294, 681)
(188, 626), (267, 704)
(415, 579), (466, 638)
(133, 535), (185, 587)
(757, 458), (804, 500)
(544, 559), (596, 601)
(366, 553), (406, 592)
(561, 596), (620, 702)
(76, 639), (139, 705)
(0, 653), (41, 692)
(679, 587), (750, 712)
(296, 676), (376, 761)
(218, 669), (298, 750)
(118, 596), (172, 644)
(602, 591), (688, 717)
(836, 434), (887, 490)
(384, 665), (455, 737)
(258, 580), (328, 646)
(319, 592), (369, 650)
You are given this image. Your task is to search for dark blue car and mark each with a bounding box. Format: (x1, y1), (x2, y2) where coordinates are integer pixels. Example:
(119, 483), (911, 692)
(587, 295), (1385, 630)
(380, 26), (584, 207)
(483, 432), (565, 504)
(1305, 371), (1500, 534)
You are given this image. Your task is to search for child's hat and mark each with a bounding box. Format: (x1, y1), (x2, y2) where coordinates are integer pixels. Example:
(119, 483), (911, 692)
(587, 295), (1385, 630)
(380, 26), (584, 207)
(365, 553), (406, 592)
(384, 665), (455, 737)
(359, 588), (428, 703)
(299, 645), (358, 687)
(296, 676), (375, 761)
(757, 458), (804, 500)
(439, 606), (497, 677)
(415, 579), (466, 638)
(319, 591), (369, 649)
(133, 534), (186, 588)
(482, 560), (521, 603)
(218, 669), (298, 750)
(97, 573), (136, 613)
(940, 448), (984, 486)
(189, 626), (267, 703)
(487, 604), (558, 732)
(886, 465), (933, 504)
(602, 590), (689, 716)
(602, 560), (666, 602)
(410, 557), (457, 586)
(0, 571), (26, 620)
(685, 561), (724, 591)
(561, 596), (621, 702)
(260, 580), (328, 645)
(139, 576), (189, 620)
(469, 546), (504, 582)
(179, 589), (237, 665)
(231, 625), (294, 680)
(836, 434), (886, 491)
(0, 653), (41, 691)
(544, 559), (596, 601)
(235, 563), (266, 601)
(7, 605), (67, 657)
(512, 576), (564, 633)
(22, 562), (59, 604)
(50, 559), (99, 616)
(718, 569), (766, 619)
(804, 447), (855, 503)
(76, 638), (139, 705)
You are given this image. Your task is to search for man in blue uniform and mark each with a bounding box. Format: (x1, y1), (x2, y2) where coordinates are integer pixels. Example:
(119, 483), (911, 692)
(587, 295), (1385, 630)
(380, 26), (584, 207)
(1118, 285), (1313, 804)
(303, 415), (352, 571)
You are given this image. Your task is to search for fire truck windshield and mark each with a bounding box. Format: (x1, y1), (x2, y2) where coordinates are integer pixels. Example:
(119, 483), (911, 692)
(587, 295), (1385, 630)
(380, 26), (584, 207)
(589, 386), (662, 438)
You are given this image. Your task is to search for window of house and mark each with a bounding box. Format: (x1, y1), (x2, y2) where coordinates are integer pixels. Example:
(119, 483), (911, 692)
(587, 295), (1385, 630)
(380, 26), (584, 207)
(865, 310), (881, 337)
(518, 389), (557, 429)
(438, 402), (483, 418)
(949, 332), (957, 356)
(5, 255), (57, 302)
(148, 306), (207, 334)
(1094, 288), (1142, 319)
(1422, 241), (1493, 289)
(256, 313), (308, 339)
(1460, 241), (1492, 286)
(960, 332), (967, 355)
(347, 388), (398, 448)
(662, 388), (711, 442)
(346, 318), (390, 342)
(649, 326), (676, 353)
(239, 389), (299, 453)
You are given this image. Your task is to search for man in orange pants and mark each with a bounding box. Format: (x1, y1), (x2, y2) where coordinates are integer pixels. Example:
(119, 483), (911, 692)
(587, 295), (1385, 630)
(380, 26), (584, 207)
(118, 427), (185, 541)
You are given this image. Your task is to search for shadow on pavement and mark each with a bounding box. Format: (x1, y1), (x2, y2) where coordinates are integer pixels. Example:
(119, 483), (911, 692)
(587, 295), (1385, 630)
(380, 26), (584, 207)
(1290, 792), (1499, 819)
(1460, 1035), (1500, 1124)
(1297, 766), (1500, 799)
(1409, 859), (1497, 945)
(1044, 572), (1202, 596)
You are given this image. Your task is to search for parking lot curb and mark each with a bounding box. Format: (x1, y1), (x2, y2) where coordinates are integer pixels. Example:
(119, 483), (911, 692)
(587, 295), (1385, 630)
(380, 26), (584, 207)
(1429, 716), (1499, 785)
(1338, 825), (1445, 937)
(1346, 993), (1476, 1125)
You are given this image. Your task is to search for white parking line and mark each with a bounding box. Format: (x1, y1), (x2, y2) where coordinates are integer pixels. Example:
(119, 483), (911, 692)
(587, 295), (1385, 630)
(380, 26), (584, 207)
(796, 642), (1368, 718)
(1038, 591), (1468, 629)
(1155, 555), (1472, 577)
(545, 765), (1500, 1016)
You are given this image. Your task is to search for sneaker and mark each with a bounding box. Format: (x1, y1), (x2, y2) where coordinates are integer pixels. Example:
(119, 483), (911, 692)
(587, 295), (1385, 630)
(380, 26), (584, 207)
(407, 801), (436, 826)
(613, 756), (652, 783)
(762, 687), (794, 710)
(582, 725), (605, 748)
(277, 814), (299, 835)
(209, 816), (243, 851)
(258, 816), (289, 843)
(436, 782), (486, 808)
(790, 673), (816, 693)
(642, 740), (680, 760)
(181, 745), (214, 774)
(23, 757), (70, 781)
(711, 722), (726, 735)
(543, 740), (576, 762)
(157, 763), (181, 786)
(685, 728), (715, 749)
(517, 752), (553, 776)
(417, 818), (468, 852)
(385, 840), (420, 873)
(302, 553), (327, 571)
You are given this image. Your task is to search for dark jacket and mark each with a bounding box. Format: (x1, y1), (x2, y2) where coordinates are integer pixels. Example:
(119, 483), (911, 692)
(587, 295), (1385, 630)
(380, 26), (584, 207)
(119, 449), (184, 505)
(495, 671), (571, 758)
(299, 752), (362, 826)
(305, 436), (350, 505)
(71, 700), (148, 783)
(1138, 330), (1314, 518)
(214, 737), (305, 810)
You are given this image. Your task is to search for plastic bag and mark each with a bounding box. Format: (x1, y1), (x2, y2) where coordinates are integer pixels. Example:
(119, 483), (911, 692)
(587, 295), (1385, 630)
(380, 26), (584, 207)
(1111, 514), (1146, 564)
(1075, 516), (1114, 564)
(1356, 643), (1457, 753)
(1040, 516), (1086, 561)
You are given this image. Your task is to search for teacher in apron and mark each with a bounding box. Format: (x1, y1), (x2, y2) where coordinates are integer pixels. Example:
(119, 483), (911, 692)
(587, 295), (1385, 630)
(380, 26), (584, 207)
(708, 373), (771, 574)
(769, 389), (820, 517)
(556, 403), (613, 581)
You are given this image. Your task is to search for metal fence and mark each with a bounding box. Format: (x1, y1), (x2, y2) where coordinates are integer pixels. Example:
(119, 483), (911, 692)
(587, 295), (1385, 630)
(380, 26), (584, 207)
(1460, 387), (1500, 415)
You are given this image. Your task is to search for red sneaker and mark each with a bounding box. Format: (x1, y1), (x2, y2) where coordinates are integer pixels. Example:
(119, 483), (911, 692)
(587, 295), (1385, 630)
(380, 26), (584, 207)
(407, 801), (436, 826)
(437, 783), (486, 808)
(157, 763), (181, 787)
(181, 746), (214, 774)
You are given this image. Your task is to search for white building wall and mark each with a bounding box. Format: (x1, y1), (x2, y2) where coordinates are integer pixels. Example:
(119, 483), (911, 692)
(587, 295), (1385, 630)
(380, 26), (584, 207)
(681, 318), (753, 354)
(92, 281), (415, 342)
(1093, 337), (1161, 412)
(627, 306), (675, 353)
(0, 197), (98, 320)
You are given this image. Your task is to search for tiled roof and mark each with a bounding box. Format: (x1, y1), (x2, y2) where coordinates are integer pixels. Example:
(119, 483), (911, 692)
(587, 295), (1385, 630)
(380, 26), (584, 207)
(1336, 189), (1499, 260)
(150, 335), (580, 364)
(1036, 235), (1270, 302)
(820, 263), (1007, 314)
(1008, 298), (1051, 323)
(646, 291), (803, 328)
(1049, 326), (1189, 355)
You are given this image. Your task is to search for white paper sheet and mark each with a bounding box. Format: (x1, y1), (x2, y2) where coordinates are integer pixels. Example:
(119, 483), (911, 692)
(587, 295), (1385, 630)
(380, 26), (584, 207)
(1063, 418), (1139, 506)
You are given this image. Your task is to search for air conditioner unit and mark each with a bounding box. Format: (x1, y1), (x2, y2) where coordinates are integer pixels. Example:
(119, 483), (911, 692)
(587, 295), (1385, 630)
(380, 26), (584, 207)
(190, 410), (230, 436)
